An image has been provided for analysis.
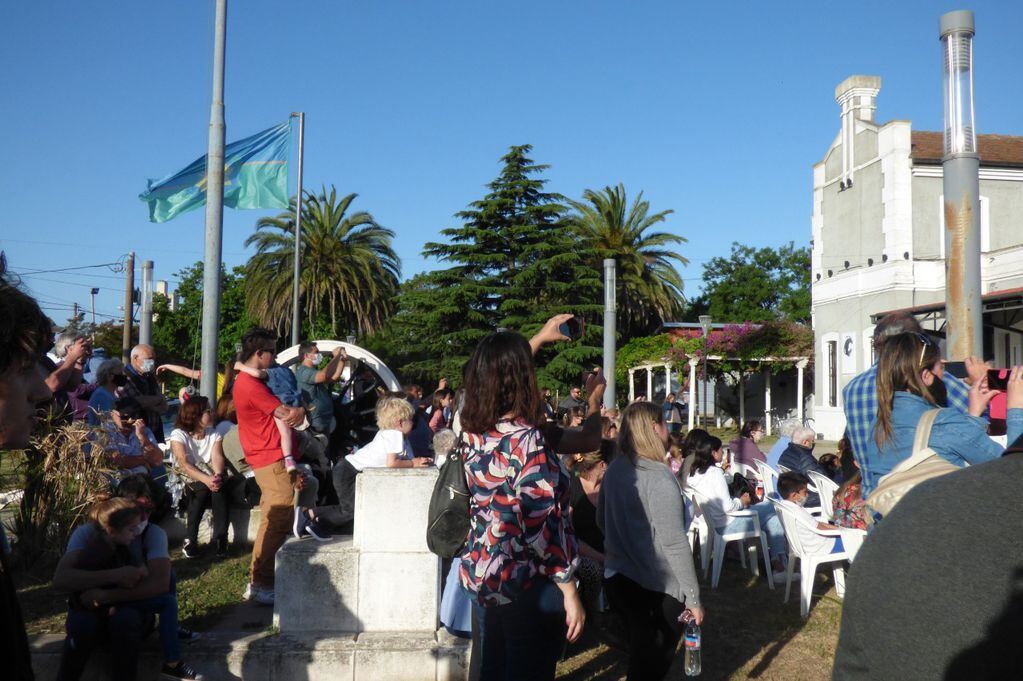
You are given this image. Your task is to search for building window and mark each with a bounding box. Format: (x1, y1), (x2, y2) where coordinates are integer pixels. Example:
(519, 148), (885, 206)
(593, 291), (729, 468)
(939, 195), (989, 256)
(827, 340), (838, 407)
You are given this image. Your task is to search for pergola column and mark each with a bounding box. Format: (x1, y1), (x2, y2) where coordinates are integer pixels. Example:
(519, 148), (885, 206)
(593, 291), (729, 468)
(687, 358), (698, 430)
(665, 363), (672, 398)
(646, 367), (653, 401)
(796, 358), (809, 423)
(764, 367), (773, 436)
(739, 373), (745, 430)
(628, 369), (635, 403)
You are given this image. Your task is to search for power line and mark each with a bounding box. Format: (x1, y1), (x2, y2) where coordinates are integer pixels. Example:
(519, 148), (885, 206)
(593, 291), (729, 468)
(16, 261), (124, 275)
(15, 273), (123, 292)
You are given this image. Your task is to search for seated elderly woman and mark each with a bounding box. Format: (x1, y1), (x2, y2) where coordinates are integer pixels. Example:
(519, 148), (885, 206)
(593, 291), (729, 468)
(99, 396), (166, 479)
(728, 420), (767, 468)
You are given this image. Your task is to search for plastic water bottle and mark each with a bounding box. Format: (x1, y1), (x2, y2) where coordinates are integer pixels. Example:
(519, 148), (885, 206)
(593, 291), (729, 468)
(684, 617), (702, 676)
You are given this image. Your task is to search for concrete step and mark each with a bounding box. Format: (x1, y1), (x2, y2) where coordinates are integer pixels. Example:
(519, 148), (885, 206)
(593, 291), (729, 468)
(31, 628), (469, 681)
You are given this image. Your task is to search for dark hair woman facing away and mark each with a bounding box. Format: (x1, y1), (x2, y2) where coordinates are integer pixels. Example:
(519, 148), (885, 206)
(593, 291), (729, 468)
(458, 329), (583, 681)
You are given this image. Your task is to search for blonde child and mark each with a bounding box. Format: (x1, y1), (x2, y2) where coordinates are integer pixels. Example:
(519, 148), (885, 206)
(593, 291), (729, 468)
(331, 396), (431, 532)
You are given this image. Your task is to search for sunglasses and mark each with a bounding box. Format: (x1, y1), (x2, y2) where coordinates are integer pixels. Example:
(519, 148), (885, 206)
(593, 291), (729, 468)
(913, 332), (936, 366)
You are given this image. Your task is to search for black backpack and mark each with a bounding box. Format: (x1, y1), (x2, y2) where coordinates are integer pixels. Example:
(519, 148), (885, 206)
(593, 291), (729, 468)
(426, 434), (471, 559)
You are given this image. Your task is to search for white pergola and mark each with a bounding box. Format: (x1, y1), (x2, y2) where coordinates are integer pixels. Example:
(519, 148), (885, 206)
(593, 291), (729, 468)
(627, 355), (810, 435)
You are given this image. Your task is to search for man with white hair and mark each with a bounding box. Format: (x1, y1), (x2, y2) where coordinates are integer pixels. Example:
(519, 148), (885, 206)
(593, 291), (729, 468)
(778, 425), (827, 506)
(41, 329), (92, 424)
(767, 418), (799, 469)
(123, 343), (168, 443)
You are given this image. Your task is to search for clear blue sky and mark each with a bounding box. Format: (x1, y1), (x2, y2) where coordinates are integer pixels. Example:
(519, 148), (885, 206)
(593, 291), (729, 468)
(3, 1), (1022, 326)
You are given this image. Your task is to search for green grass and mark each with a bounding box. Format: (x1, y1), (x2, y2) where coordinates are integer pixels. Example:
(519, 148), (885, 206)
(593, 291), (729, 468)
(16, 545), (251, 635)
(556, 561), (842, 680)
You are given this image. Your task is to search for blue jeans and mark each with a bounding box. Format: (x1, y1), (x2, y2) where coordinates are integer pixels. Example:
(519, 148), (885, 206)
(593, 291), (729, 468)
(473, 578), (567, 681)
(57, 606), (145, 681)
(124, 585), (180, 662)
(722, 501), (787, 560)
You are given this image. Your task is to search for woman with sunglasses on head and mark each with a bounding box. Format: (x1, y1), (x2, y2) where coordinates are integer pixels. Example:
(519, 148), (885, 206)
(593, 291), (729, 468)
(860, 332), (1023, 499)
(168, 395), (235, 559)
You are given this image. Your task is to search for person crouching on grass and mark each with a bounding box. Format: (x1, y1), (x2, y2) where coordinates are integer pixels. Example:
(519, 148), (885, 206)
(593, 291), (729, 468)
(332, 395), (432, 531)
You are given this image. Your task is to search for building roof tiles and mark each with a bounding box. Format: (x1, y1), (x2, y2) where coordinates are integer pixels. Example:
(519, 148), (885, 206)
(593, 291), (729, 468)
(911, 131), (1023, 168)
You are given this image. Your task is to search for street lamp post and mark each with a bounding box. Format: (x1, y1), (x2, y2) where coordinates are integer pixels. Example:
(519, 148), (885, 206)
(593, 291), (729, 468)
(698, 314), (712, 427)
(940, 10), (983, 360)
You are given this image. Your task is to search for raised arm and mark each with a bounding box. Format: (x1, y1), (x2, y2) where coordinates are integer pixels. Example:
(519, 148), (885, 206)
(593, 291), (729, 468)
(156, 364), (200, 380)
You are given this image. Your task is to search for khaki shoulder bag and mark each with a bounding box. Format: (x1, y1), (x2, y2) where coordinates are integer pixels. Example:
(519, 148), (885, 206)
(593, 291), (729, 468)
(866, 409), (960, 517)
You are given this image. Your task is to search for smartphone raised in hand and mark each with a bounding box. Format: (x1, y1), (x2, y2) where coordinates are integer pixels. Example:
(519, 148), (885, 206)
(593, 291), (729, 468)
(584, 367), (606, 393)
(987, 368), (1010, 391)
(559, 316), (584, 341)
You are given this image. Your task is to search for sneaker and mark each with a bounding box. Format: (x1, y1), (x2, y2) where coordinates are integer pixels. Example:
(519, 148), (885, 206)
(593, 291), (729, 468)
(182, 539), (199, 559)
(177, 626), (201, 642)
(293, 506), (306, 539)
(214, 537), (229, 558)
(243, 583), (275, 606)
(161, 661), (204, 680)
(303, 517), (332, 541)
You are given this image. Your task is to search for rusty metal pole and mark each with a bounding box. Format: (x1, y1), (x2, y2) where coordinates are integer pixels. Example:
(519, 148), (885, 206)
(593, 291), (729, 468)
(940, 10), (983, 360)
(122, 252), (135, 363)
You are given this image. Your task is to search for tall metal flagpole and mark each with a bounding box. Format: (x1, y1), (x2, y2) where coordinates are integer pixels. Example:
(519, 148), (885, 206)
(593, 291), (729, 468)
(290, 112), (305, 347)
(200, 0), (227, 401)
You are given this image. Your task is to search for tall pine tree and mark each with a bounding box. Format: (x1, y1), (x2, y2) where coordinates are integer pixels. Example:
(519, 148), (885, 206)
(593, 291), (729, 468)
(386, 145), (602, 390)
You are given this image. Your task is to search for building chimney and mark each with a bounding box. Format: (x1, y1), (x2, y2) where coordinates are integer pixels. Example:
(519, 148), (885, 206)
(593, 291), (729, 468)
(835, 75), (882, 123)
(835, 75), (881, 188)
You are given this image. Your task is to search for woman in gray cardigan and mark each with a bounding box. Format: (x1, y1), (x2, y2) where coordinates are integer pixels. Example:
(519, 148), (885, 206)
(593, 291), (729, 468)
(598, 401), (705, 680)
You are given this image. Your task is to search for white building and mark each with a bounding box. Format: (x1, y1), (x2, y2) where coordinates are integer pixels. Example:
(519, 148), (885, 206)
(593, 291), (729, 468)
(811, 75), (1023, 440)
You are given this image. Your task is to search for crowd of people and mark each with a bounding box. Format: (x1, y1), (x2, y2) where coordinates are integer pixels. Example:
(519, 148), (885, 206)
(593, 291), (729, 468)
(5, 241), (1023, 681)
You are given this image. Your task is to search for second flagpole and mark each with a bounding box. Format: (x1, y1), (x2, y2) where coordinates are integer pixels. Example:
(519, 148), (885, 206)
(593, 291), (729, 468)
(290, 111), (305, 346)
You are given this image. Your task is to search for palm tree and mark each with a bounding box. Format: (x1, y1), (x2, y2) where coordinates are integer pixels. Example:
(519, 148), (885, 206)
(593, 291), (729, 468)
(245, 186), (401, 339)
(566, 184), (688, 337)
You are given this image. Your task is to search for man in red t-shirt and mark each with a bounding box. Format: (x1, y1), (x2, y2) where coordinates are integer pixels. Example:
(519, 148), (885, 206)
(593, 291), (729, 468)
(232, 328), (305, 605)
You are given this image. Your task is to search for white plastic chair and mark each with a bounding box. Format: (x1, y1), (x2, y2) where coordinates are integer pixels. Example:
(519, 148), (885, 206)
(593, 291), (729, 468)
(690, 488), (774, 590)
(777, 464), (792, 473)
(807, 471), (839, 520)
(732, 461), (760, 482)
(681, 488), (714, 577)
(769, 498), (853, 617)
(754, 460), (781, 497)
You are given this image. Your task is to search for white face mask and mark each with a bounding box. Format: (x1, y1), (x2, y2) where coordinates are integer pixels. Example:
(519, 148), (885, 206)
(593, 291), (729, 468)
(140, 359), (155, 374)
(311, 353), (323, 364)
(134, 520), (148, 536)
(796, 492), (808, 507)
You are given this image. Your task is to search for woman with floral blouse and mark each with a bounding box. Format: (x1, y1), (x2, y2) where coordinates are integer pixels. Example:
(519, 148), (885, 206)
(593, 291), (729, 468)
(458, 318), (584, 681)
(832, 442), (869, 530)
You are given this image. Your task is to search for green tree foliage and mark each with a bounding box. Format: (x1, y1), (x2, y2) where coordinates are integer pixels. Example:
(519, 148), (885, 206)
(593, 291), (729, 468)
(377, 145), (602, 390)
(687, 242), (810, 323)
(150, 262), (253, 368)
(566, 184), (688, 337)
(245, 186), (401, 340)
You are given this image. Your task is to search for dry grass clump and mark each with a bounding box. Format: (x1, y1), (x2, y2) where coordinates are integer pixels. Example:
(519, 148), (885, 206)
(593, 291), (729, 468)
(8, 420), (118, 569)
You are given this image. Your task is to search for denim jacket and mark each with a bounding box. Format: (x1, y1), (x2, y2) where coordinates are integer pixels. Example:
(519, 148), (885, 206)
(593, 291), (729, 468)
(858, 391), (1023, 497)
